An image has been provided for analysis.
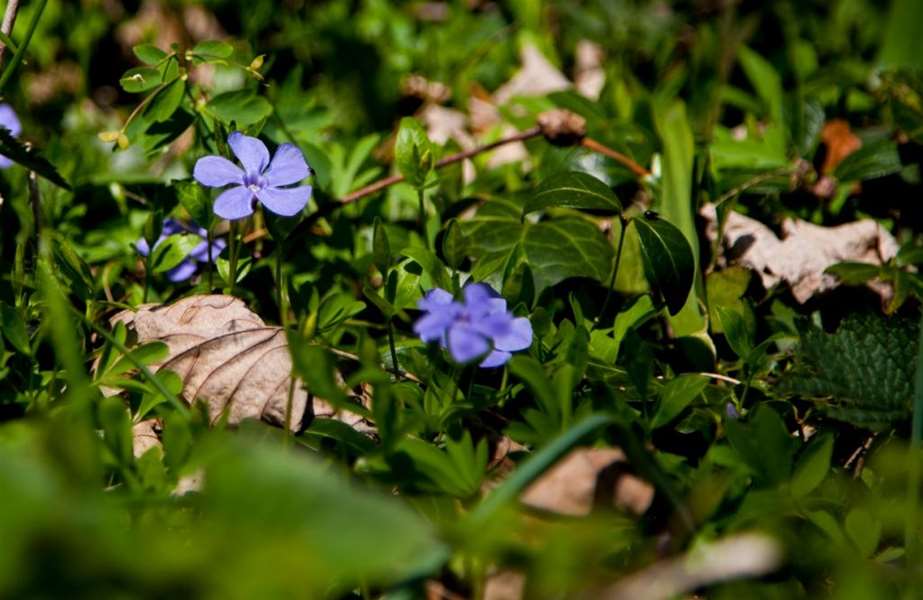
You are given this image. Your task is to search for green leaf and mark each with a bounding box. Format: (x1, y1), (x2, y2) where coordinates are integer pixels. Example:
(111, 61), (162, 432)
(508, 356), (558, 418)
(715, 306), (753, 358)
(791, 433), (833, 498)
(208, 90), (272, 127)
(441, 219), (467, 270)
(834, 140), (902, 182)
(652, 374), (708, 429)
(372, 217), (391, 273)
(879, 0), (923, 70)
(287, 341), (350, 407)
(726, 404), (797, 486)
(0, 301), (30, 355)
(119, 66), (162, 93)
(845, 508), (881, 558)
(782, 313), (917, 429)
(738, 46), (784, 123)
(394, 117), (434, 189)
(522, 219), (614, 294)
(132, 43), (168, 65)
(191, 40), (233, 60)
(0, 127), (70, 189)
(316, 294), (366, 333)
(524, 171), (622, 215)
(632, 213), (695, 316)
(98, 396), (133, 467)
(174, 180), (213, 228)
(825, 262), (881, 285)
(149, 234), (202, 274)
(145, 77), (185, 123)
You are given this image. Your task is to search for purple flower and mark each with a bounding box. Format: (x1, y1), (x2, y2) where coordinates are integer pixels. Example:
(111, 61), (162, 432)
(413, 283), (532, 368)
(136, 219), (226, 282)
(0, 103), (22, 169)
(193, 132), (312, 221)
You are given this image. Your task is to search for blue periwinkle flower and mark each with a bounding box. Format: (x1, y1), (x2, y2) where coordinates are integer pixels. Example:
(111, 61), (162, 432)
(414, 283), (532, 368)
(0, 103), (21, 169)
(136, 219), (226, 282)
(193, 132), (312, 220)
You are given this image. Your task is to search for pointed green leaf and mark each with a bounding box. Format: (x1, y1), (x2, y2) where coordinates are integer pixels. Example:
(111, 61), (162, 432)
(632, 213), (695, 316)
(525, 171), (622, 215)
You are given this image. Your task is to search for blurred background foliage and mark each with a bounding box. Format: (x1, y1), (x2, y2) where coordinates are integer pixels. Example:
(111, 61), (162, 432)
(1, 0), (923, 598)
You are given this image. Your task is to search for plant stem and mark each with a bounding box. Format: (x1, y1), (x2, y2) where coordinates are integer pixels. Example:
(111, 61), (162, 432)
(0, 0), (44, 92)
(227, 220), (240, 294)
(386, 320), (399, 378)
(206, 230), (214, 291)
(0, 0), (19, 67)
(283, 375), (295, 448)
(595, 215), (628, 328)
(417, 187), (426, 231)
(580, 137), (650, 178)
(275, 245), (286, 325)
(143, 252), (152, 302)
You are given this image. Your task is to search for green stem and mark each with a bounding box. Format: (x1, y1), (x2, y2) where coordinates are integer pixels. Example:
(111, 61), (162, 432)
(595, 215), (628, 328)
(283, 375), (295, 448)
(417, 187), (426, 239)
(387, 320), (399, 378)
(0, 0), (44, 93)
(143, 252), (152, 302)
(276, 245), (286, 325)
(227, 220), (240, 294)
(206, 230), (214, 291)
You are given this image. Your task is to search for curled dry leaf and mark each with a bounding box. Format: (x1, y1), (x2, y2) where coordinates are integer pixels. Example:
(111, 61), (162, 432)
(587, 532), (782, 600)
(520, 447), (654, 517)
(703, 205), (898, 303)
(111, 294), (362, 433)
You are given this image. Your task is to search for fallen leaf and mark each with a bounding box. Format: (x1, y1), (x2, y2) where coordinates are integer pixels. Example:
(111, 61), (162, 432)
(110, 294), (363, 432)
(702, 205), (897, 303)
(520, 447), (654, 517)
(492, 43), (571, 106)
(484, 569), (526, 600)
(574, 40), (605, 100)
(821, 119), (862, 175)
(587, 532), (782, 600)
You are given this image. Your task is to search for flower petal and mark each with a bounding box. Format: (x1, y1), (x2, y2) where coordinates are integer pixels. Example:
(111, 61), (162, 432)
(166, 259), (198, 282)
(448, 325), (490, 364)
(0, 104), (21, 136)
(479, 350), (512, 368)
(264, 143), (310, 187)
(493, 317), (532, 352)
(418, 288), (455, 311)
(463, 283), (494, 308)
(414, 311), (455, 344)
(193, 156), (244, 188)
(228, 131), (270, 174)
(255, 185), (311, 217)
(189, 237), (227, 262)
(136, 237), (151, 256)
(0, 155), (12, 169)
(213, 186), (255, 220)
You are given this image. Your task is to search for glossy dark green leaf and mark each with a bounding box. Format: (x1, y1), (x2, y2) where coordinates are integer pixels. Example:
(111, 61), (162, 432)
(524, 171), (622, 215)
(522, 219), (614, 294)
(287, 340), (350, 407)
(791, 433), (833, 498)
(149, 234), (201, 274)
(834, 140), (902, 182)
(726, 404), (797, 486)
(0, 127), (70, 189)
(208, 90), (272, 127)
(825, 262), (881, 285)
(441, 219), (467, 270)
(174, 180), (212, 228)
(0, 301), (30, 355)
(632, 213), (695, 316)
(372, 217), (391, 273)
(715, 306), (753, 358)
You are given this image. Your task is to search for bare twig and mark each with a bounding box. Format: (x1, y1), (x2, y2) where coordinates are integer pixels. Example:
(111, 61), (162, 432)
(581, 137), (650, 179)
(0, 0), (19, 65)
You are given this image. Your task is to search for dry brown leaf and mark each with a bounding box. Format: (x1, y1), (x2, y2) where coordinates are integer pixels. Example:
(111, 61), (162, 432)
(484, 569), (526, 600)
(492, 43), (571, 106)
(520, 447), (654, 517)
(703, 205), (897, 303)
(821, 119), (862, 175)
(574, 40), (605, 100)
(111, 294), (366, 433)
(587, 533), (782, 600)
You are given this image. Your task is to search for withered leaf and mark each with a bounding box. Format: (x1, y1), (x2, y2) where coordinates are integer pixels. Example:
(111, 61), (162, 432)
(703, 205), (897, 303)
(111, 295), (365, 433)
(520, 447), (654, 517)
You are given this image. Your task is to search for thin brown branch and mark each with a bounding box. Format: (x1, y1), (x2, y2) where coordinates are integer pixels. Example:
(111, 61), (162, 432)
(581, 137), (650, 178)
(339, 126), (542, 205)
(0, 0), (19, 65)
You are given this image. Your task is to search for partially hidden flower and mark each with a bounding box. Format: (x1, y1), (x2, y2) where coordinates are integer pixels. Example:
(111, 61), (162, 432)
(0, 103), (21, 169)
(193, 132), (312, 220)
(136, 219), (226, 282)
(413, 283), (532, 368)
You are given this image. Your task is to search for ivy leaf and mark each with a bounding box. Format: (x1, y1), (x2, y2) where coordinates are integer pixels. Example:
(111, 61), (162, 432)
(522, 219), (614, 294)
(524, 171), (622, 215)
(208, 90), (272, 127)
(0, 127), (70, 189)
(632, 212), (694, 316)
